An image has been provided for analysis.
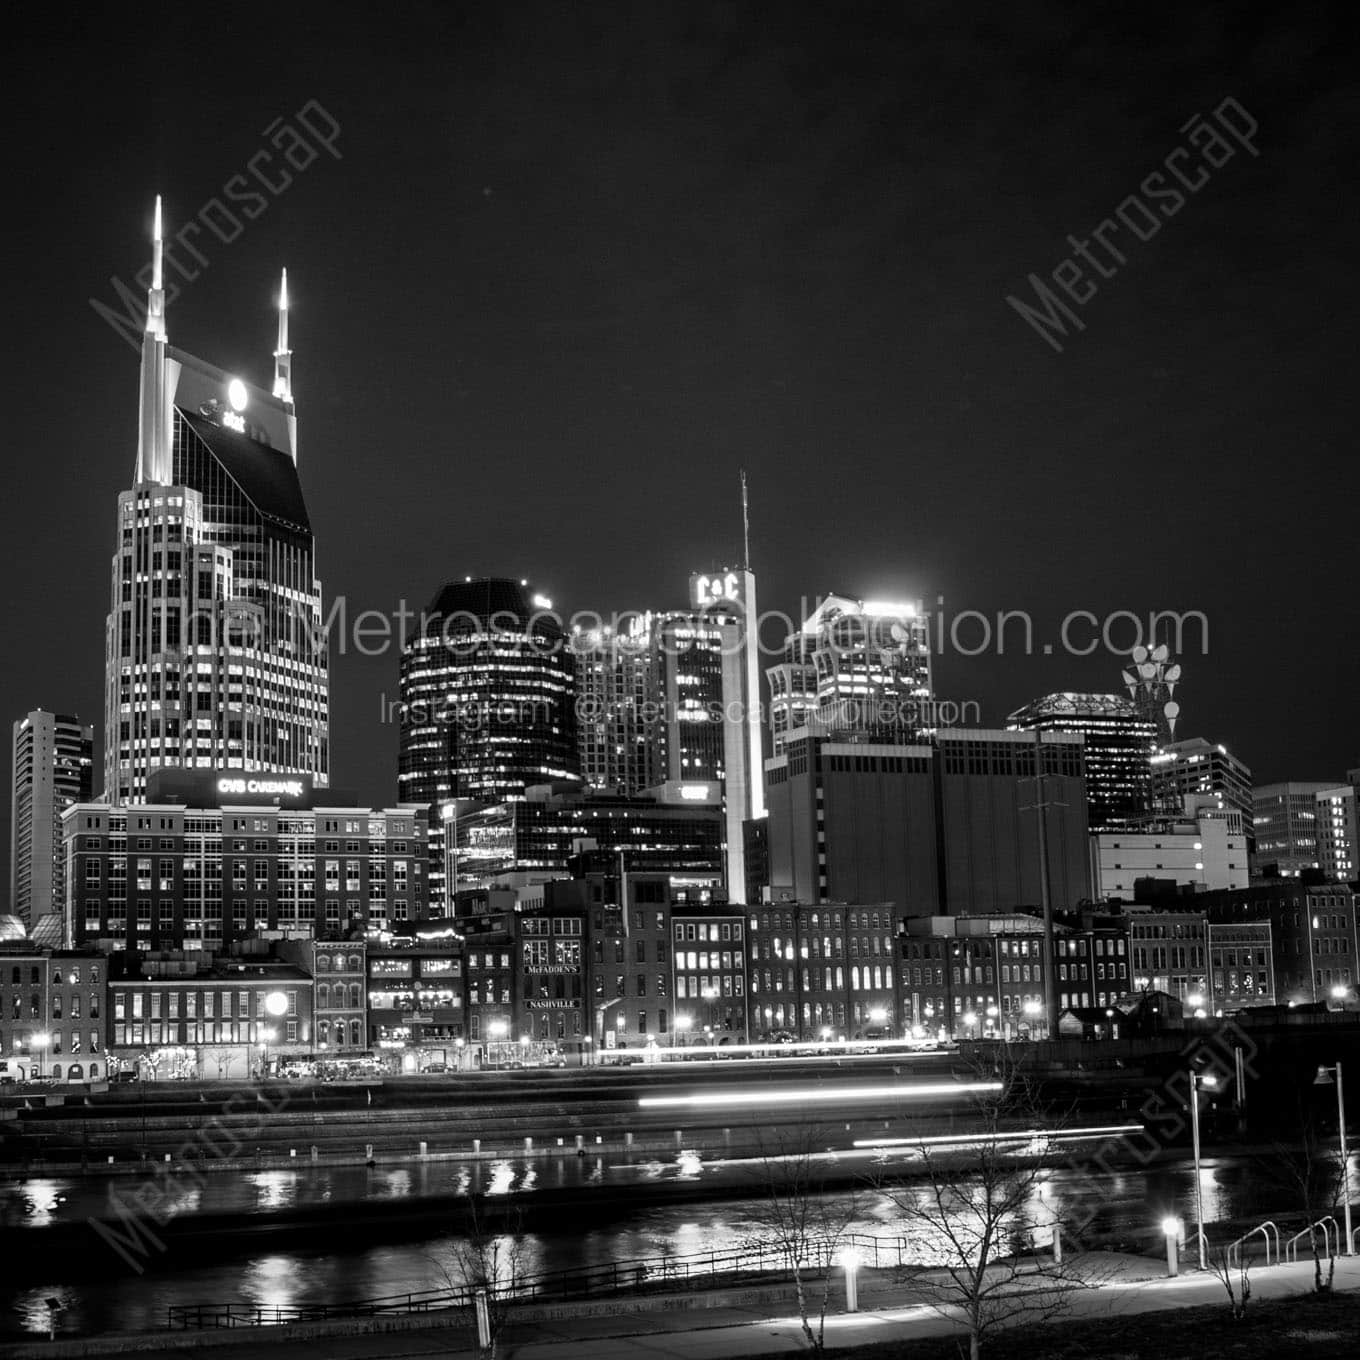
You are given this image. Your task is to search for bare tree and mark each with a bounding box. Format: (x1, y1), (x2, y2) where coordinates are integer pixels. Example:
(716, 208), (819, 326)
(743, 1123), (862, 1355)
(1258, 1095), (1345, 1293)
(1205, 1243), (1251, 1320)
(874, 1055), (1096, 1360)
(432, 1200), (527, 1360)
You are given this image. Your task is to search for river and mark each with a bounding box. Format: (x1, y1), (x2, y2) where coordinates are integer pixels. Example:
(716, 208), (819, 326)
(0, 1150), (1340, 1337)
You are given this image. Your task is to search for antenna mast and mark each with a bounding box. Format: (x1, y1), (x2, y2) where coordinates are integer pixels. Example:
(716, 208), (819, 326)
(740, 469), (751, 572)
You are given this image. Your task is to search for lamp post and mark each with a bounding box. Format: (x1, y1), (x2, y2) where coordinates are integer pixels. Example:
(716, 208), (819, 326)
(838, 1247), (861, 1313)
(1189, 1070), (1217, 1269)
(1161, 1216), (1181, 1277)
(1315, 1063), (1353, 1255)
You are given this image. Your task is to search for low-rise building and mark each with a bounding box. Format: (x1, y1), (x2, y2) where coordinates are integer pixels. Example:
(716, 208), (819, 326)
(747, 901), (898, 1040)
(367, 927), (466, 1070)
(106, 952), (313, 1079)
(1090, 803), (1249, 901)
(0, 942), (108, 1081)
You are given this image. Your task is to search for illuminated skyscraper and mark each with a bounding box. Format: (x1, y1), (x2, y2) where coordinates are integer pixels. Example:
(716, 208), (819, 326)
(568, 569), (764, 902)
(397, 578), (578, 808)
(10, 711), (93, 926)
(104, 201), (328, 803)
(1006, 692), (1155, 833)
(1150, 737), (1252, 825)
(572, 616), (654, 792)
(767, 594), (933, 756)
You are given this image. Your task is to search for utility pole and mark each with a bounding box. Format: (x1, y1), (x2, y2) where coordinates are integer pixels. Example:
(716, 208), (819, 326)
(1019, 731), (1064, 1039)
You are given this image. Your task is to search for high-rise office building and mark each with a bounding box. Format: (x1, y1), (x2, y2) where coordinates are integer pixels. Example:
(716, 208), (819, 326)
(1150, 737), (1253, 825)
(1007, 692), (1155, 833)
(397, 577), (578, 810)
(569, 569), (764, 902)
(104, 200), (328, 803)
(1251, 781), (1334, 878)
(10, 711), (93, 926)
(571, 617), (654, 793)
(764, 726), (1089, 916)
(1315, 785), (1358, 884)
(767, 594), (932, 757)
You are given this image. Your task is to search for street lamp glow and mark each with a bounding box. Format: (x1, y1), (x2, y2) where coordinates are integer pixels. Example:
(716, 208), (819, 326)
(1161, 1216), (1180, 1237)
(264, 991), (288, 1018)
(487, 1020), (508, 1039)
(674, 1015), (693, 1031)
(963, 1012), (978, 1026)
(868, 1008), (887, 1023)
(1331, 985), (1349, 1000)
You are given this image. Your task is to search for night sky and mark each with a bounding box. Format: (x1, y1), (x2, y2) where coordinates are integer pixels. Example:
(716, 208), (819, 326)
(3, 1), (1358, 892)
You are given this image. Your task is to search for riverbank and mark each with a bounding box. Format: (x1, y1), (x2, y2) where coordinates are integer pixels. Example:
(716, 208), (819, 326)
(4, 1254), (1357, 1360)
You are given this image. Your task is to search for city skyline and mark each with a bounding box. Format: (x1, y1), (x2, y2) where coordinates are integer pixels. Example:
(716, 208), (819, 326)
(3, 2), (1357, 884)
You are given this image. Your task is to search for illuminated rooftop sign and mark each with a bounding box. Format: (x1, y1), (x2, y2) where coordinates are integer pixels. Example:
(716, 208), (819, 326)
(217, 776), (305, 798)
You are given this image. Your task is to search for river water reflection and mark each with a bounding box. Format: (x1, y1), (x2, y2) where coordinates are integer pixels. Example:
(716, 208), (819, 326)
(0, 1151), (1333, 1336)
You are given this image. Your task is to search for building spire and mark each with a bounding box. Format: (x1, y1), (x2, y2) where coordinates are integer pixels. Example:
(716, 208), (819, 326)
(135, 196), (171, 483)
(740, 468), (751, 573)
(273, 267), (293, 405)
(146, 194), (166, 339)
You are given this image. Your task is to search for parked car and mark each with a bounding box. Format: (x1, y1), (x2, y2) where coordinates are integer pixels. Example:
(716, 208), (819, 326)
(420, 1062), (449, 1074)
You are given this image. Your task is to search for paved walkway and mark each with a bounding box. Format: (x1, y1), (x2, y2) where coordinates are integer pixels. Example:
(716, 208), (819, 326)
(14, 1255), (1360, 1359)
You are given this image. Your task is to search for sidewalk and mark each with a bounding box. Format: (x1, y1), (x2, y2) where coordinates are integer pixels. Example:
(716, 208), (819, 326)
(10, 1255), (1359, 1360)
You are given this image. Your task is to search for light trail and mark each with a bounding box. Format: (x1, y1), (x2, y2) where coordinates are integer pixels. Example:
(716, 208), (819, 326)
(852, 1122), (1144, 1149)
(637, 1080), (1002, 1109)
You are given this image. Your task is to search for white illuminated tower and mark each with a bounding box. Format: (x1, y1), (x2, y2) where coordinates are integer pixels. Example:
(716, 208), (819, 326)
(767, 594), (933, 754)
(104, 200), (328, 803)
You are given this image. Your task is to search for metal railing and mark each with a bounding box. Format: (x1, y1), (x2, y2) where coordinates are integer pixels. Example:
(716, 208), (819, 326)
(1225, 1219), (1279, 1268)
(1283, 1217), (1340, 1263)
(165, 1232), (913, 1329)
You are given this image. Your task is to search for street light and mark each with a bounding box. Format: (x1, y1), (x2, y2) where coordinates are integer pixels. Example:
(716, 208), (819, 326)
(674, 1014), (693, 1048)
(31, 1032), (49, 1082)
(1188, 1070), (1218, 1269)
(1315, 1063), (1353, 1255)
(838, 1246), (861, 1312)
(1161, 1216), (1181, 1277)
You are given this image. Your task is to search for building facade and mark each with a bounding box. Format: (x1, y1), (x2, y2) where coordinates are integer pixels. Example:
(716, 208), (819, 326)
(0, 946), (107, 1081)
(767, 595), (932, 758)
(1315, 785), (1358, 884)
(105, 204), (326, 804)
(765, 727), (1089, 916)
(11, 711), (93, 927)
(106, 953), (313, 1079)
(746, 901), (899, 1040)
(451, 782), (724, 893)
(1197, 882), (1357, 1007)
(367, 927), (465, 1069)
(1251, 781), (1334, 878)
(64, 771), (428, 951)
(1090, 804), (1249, 900)
(1007, 692), (1155, 833)
(1150, 737), (1253, 828)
